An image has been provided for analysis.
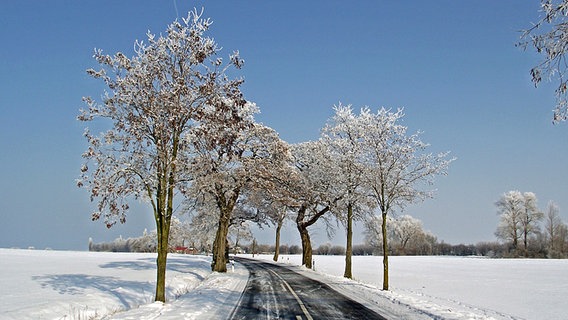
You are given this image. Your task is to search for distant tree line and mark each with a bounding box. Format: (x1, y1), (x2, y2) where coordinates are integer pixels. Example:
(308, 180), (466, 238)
(223, 241), (529, 258)
(91, 207), (568, 259)
(494, 191), (568, 258)
(89, 217), (211, 253)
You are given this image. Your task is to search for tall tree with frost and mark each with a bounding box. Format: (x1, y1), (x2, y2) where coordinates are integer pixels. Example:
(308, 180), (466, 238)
(364, 214), (435, 255)
(519, 192), (543, 257)
(290, 141), (342, 269)
(271, 207), (288, 262)
(391, 215), (427, 255)
(495, 190), (525, 251)
(360, 108), (453, 290)
(189, 122), (289, 272)
(321, 104), (374, 279)
(237, 160), (295, 262)
(519, 0), (568, 122)
(77, 10), (247, 302)
(545, 200), (563, 254)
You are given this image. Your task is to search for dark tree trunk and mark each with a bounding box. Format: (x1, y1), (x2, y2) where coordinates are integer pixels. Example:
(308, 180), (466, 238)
(296, 205), (313, 268)
(344, 203), (353, 279)
(212, 210), (230, 272)
(295, 204), (330, 270)
(154, 202), (172, 302)
(155, 224), (169, 302)
(524, 232), (529, 258)
(298, 223), (313, 268)
(211, 187), (239, 272)
(273, 218), (283, 262)
(381, 211), (389, 291)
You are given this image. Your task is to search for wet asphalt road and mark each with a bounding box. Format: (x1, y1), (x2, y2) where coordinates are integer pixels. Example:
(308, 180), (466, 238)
(229, 257), (386, 320)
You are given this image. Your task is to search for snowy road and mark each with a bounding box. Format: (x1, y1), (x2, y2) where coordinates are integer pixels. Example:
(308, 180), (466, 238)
(230, 257), (386, 320)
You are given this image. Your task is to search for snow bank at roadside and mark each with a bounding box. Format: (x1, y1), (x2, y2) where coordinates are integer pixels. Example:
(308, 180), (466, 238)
(108, 263), (248, 319)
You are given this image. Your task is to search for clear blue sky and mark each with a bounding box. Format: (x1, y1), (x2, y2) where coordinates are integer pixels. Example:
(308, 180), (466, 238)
(1, 1), (567, 250)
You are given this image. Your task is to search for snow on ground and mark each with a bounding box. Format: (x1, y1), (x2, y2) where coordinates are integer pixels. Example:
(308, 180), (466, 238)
(2, 248), (567, 320)
(0, 249), (247, 320)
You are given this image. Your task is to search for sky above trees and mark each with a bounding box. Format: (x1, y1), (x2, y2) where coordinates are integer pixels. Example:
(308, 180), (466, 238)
(1, 1), (568, 250)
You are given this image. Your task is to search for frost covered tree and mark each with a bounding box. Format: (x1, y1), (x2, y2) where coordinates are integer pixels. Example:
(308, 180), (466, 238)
(495, 190), (525, 252)
(189, 122), (289, 272)
(168, 217), (193, 249)
(289, 141), (342, 269)
(321, 104), (375, 279)
(495, 191), (543, 256)
(228, 220), (254, 254)
(391, 215), (427, 255)
(364, 215), (395, 254)
(271, 206), (288, 262)
(360, 108), (453, 290)
(364, 214), (435, 256)
(519, 192), (543, 257)
(232, 184), (292, 262)
(77, 10), (247, 302)
(519, 0), (568, 121)
(544, 200), (568, 257)
(186, 199), (224, 255)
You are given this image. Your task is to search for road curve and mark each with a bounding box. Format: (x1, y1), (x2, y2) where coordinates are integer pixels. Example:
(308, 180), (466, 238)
(229, 257), (386, 320)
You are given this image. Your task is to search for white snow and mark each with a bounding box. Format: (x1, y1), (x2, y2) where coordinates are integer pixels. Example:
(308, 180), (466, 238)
(257, 254), (568, 320)
(0, 249), (247, 320)
(1, 248), (567, 319)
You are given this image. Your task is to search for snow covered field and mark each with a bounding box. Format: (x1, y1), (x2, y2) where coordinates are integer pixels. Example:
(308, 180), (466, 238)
(1, 248), (567, 319)
(0, 249), (248, 320)
(260, 254), (568, 320)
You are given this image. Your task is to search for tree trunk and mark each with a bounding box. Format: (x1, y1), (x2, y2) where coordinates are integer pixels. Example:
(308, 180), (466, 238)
(523, 227), (529, 257)
(155, 227), (168, 302)
(154, 208), (171, 302)
(298, 224), (313, 269)
(296, 205), (314, 269)
(344, 203), (353, 279)
(211, 209), (230, 272)
(154, 133), (179, 302)
(273, 218), (283, 262)
(381, 211), (389, 291)
(512, 225), (518, 250)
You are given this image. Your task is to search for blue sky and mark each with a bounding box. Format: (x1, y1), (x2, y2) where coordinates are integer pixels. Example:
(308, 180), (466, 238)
(1, 1), (567, 250)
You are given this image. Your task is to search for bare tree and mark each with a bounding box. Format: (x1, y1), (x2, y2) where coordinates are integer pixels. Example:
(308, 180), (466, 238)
(321, 103), (375, 279)
(391, 215), (425, 255)
(189, 122), (289, 272)
(495, 190), (524, 252)
(271, 207), (288, 262)
(520, 192), (543, 257)
(289, 141), (342, 269)
(519, 0), (568, 121)
(495, 191), (543, 256)
(545, 201), (561, 250)
(558, 223), (568, 256)
(360, 108), (453, 290)
(229, 220), (254, 254)
(77, 10), (245, 302)
(187, 199), (220, 255)
(544, 200), (568, 257)
(364, 214), (435, 256)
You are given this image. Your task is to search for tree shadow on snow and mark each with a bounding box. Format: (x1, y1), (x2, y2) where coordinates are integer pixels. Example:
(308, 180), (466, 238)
(31, 256), (212, 310)
(98, 256), (209, 281)
(31, 274), (153, 309)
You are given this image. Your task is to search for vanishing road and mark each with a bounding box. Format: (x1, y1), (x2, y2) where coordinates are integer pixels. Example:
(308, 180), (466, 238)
(229, 257), (386, 320)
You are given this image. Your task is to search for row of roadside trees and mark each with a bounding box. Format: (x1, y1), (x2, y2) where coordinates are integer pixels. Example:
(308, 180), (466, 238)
(78, 10), (452, 302)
